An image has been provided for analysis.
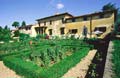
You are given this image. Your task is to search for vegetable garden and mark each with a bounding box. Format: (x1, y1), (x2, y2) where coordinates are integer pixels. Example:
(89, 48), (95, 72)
(0, 39), (92, 78)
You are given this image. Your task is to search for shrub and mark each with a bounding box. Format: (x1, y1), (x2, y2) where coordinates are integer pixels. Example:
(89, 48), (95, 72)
(3, 56), (42, 78)
(0, 27), (11, 42)
(13, 30), (20, 37)
(19, 33), (30, 41)
(36, 34), (47, 40)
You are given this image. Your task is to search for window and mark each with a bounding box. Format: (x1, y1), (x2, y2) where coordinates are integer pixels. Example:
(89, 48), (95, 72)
(39, 23), (41, 26)
(94, 27), (106, 32)
(25, 27), (28, 30)
(28, 27), (31, 30)
(69, 29), (78, 34)
(62, 18), (64, 23)
(72, 18), (75, 22)
(35, 27), (40, 34)
(44, 22), (46, 26)
(83, 17), (87, 21)
(99, 14), (104, 18)
(60, 27), (65, 35)
(50, 20), (52, 25)
(49, 29), (52, 35)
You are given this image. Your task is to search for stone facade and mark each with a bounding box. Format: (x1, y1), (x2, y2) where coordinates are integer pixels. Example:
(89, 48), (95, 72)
(19, 10), (117, 38)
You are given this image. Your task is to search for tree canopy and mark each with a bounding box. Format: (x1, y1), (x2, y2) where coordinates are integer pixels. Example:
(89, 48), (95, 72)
(102, 3), (117, 11)
(12, 21), (20, 28)
(21, 21), (26, 27)
(4, 25), (9, 30)
(0, 26), (11, 42)
(115, 12), (120, 32)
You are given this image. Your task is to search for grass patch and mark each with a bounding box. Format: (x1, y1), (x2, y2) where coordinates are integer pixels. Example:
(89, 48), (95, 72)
(113, 40), (120, 78)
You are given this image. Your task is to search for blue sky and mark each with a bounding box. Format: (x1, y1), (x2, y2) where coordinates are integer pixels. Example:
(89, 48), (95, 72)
(0, 0), (120, 29)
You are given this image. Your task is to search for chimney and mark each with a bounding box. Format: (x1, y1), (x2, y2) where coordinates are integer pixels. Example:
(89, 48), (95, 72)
(55, 12), (60, 15)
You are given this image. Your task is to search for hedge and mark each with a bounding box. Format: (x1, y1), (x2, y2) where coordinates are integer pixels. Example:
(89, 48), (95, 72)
(3, 56), (43, 78)
(0, 50), (30, 60)
(3, 47), (89, 78)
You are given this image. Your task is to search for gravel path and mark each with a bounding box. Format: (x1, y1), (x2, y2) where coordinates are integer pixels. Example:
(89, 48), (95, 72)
(62, 50), (97, 78)
(103, 41), (115, 78)
(0, 61), (21, 78)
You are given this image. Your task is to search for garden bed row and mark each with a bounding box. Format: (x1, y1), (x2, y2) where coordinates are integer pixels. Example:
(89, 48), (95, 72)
(85, 39), (110, 78)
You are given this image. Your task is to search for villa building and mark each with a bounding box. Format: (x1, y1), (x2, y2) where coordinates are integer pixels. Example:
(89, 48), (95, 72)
(19, 10), (117, 38)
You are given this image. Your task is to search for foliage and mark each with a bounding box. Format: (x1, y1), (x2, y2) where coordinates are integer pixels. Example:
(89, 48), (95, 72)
(3, 47), (89, 78)
(21, 21), (26, 27)
(40, 48), (89, 78)
(13, 30), (20, 37)
(19, 33), (30, 41)
(114, 12), (120, 33)
(113, 40), (120, 78)
(1, 39), (92, 78)
(12, 21), (20, 28)
(30, 45), (66, 67)
(4, 25), (9, 30)
(102, 3), (117, 11)
(0, 42), (30, 60)
(3, 56), (42, 78)
(0, 26), (11, 42)
(36, 34), (47, 40)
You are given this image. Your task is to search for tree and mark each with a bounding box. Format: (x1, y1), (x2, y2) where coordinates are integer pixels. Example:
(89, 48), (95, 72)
(0, 26), (11, 42)
(0, 26), (2, 31)
(102, 3), (117, 11)
(114, 12), (120, 33)
(4, 25), (8, 30)
(12, 21), (20, 28)
(21, 21), (26, 27)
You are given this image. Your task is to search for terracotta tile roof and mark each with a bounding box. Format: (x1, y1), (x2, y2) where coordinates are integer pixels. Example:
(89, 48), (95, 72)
(36, 12), (73, 21)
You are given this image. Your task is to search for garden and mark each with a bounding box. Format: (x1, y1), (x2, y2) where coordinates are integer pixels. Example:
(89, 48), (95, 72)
(0, 37), (92, 78)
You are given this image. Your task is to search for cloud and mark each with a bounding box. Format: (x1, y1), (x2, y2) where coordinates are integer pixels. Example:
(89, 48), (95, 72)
(56, 3), (64, 9)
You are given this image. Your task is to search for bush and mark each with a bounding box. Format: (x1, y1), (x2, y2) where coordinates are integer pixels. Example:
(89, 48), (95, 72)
(19, 33), (30, 41)
(3, 56), (42, 78)
(36, 34), (47, 40)
(0, 27), (11, 42)
(13, 30), (20, 37)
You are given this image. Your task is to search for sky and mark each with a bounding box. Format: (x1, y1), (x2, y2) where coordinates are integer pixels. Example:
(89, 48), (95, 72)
(0, 0), (120, 29)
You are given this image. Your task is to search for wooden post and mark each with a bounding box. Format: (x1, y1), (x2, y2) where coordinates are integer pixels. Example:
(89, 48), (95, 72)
(38, 22), (40, 34)
(90, 16), (92, 38)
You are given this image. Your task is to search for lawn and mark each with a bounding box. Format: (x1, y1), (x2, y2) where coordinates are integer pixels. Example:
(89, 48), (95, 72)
(112, 40), (120, 78)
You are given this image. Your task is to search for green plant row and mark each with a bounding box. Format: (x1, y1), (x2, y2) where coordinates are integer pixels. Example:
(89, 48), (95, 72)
(113, 40), (120, 78)
(3, 56), (43, 78)
(0, 50), (30, 60)
(3, 47), (89, 78)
